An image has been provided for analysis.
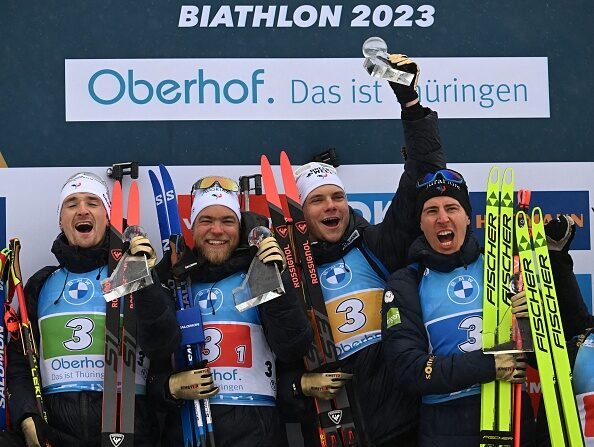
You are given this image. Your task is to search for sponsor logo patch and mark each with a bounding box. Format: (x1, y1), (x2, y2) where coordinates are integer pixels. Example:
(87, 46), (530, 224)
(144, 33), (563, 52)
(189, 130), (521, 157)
(384, 290), (394, 303)
(386, 307), (401, 328)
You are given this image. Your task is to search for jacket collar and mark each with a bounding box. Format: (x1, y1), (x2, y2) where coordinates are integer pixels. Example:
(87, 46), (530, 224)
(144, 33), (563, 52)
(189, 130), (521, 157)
(51, 232), (108, 273)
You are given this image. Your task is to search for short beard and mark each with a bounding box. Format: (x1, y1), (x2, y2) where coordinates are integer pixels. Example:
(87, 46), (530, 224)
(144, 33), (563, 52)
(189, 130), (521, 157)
(200, 244), (234, 265)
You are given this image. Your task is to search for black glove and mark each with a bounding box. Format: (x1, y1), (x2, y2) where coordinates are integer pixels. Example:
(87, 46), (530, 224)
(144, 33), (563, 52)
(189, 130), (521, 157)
(387, 54), (420, 105)
(545, 214), (576, 252)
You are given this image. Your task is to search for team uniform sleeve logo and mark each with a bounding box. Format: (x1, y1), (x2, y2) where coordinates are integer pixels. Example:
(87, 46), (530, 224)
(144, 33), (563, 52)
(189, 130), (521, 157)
(386, 307), (401, 328)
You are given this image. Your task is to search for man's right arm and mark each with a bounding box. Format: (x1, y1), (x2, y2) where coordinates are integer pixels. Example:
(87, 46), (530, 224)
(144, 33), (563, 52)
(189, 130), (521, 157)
(382, 267), (496, 395)
(364, 56), (446, 273)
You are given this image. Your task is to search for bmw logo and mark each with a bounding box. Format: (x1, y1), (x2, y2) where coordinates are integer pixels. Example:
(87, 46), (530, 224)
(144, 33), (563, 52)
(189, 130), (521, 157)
(195, 288), (224, 314)
(447, 275), (480, 305)
(321, 263), (352, 290)
(63, 278), (95, 305)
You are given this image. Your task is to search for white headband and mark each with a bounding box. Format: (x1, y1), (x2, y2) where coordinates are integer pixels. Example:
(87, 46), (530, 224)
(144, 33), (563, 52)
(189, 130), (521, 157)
(295, 162), (345, 204)
(191, 186), (242, 226)
(58, 172), (111, 222)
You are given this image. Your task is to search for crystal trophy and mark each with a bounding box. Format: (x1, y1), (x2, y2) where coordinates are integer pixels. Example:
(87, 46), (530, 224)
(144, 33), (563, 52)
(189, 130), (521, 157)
(362, 36), (415, 86)
(233, 226), (285, 312)
(101, 225), (153, 302)
(483, 272), (534, 354)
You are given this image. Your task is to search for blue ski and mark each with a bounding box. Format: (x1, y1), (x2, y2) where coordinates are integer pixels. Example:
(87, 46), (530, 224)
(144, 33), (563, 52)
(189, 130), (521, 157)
(149, 165), (215, 446)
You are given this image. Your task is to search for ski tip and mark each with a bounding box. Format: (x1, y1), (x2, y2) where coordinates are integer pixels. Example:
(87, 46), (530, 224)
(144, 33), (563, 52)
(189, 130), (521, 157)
(488, 166), (500, 183)
(531, 207), (542, 222)
(515, 210), (528, 228)
(158, 164), (173, 180)
(260, 154), (270, 164)
(502, 167), (514, 185)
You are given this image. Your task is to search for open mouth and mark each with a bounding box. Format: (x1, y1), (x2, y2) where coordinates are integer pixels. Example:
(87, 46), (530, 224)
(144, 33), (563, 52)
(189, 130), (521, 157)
(437, 230), (454, 246)
(321, 217), (340, 228)
(75, 222), (93, 233)
(207, 240), (228, 246)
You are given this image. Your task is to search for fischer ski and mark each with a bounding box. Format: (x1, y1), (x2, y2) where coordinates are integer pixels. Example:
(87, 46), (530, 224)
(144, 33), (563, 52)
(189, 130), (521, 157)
(516, 208), (583, 446)
(480, 166), (514, 446)
(261, 152), (358, 447)
(101, 170), (140, 447)
(149, 164), (215, 447)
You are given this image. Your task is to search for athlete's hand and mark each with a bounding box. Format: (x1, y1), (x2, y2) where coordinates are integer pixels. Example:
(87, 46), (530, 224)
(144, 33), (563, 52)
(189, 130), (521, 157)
(387, 53), (420, 106)
(510, 290), (529, 318)
(545, 214), (576, 252)
(22, 416), (42, 447)
(256, 236), (286, 272)
(494, 354), (527, 383)
(300, 372), (353, 400)
(21, 415), (60, 447)
(169, 362), (219, 400)
(129, 235), (157, 269)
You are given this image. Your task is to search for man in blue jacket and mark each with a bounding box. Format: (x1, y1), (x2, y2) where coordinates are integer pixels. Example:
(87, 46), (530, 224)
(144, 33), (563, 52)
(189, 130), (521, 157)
(7, 171), (180, 447)
(381, 169), (535, 446)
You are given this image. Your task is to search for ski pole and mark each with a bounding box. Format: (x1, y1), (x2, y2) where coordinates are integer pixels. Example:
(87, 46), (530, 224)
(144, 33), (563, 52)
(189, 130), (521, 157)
(239, 174), (263, 213)
(9, 239), (51, 447)
(513, 189), (531, 447)
(0, 248), (11, 431)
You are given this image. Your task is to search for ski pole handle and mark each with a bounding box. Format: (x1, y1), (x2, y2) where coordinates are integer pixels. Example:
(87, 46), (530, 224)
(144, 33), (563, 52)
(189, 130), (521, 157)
(9, 239), (31, 325)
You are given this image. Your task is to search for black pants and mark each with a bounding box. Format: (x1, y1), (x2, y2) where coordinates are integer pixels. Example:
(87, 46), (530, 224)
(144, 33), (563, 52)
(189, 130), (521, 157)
(418, 393), (536, 447)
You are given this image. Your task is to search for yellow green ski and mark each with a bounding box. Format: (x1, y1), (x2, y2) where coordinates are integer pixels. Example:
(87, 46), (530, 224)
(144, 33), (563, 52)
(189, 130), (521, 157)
(516, 208), (584, 446)
(480, 166), (514, 446)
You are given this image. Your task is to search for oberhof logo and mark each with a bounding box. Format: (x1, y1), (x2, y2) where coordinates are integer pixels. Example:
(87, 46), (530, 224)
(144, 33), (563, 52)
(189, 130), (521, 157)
(195, 288), (224, 314)
(320, 262), (352, 290)
(447, 275), (480, 305)
(63, 278), (95, 305)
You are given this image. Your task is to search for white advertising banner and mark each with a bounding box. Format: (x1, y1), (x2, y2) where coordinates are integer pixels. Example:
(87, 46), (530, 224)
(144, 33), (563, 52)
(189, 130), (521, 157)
(65, 57), (550, 122)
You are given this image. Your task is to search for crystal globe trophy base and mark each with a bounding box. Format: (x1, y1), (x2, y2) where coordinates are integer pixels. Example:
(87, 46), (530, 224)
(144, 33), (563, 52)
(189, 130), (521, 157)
(362, 37), (415, 86)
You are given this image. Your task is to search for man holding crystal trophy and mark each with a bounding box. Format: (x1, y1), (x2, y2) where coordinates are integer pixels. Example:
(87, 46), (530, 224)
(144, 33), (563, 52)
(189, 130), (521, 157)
(277, 37), (447, 447)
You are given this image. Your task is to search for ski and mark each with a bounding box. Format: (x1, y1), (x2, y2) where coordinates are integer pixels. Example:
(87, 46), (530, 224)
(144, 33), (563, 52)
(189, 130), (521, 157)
(261, 153), (358, 447)
(497, 169), (514, 437)
(516, 207), (583, 446)
(480, 166), (514, 446)
(102, 174), (139, 447)
(149, 165), (215, 447)
(119, 180), (139, 446)
(102, 179), (123, 447)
